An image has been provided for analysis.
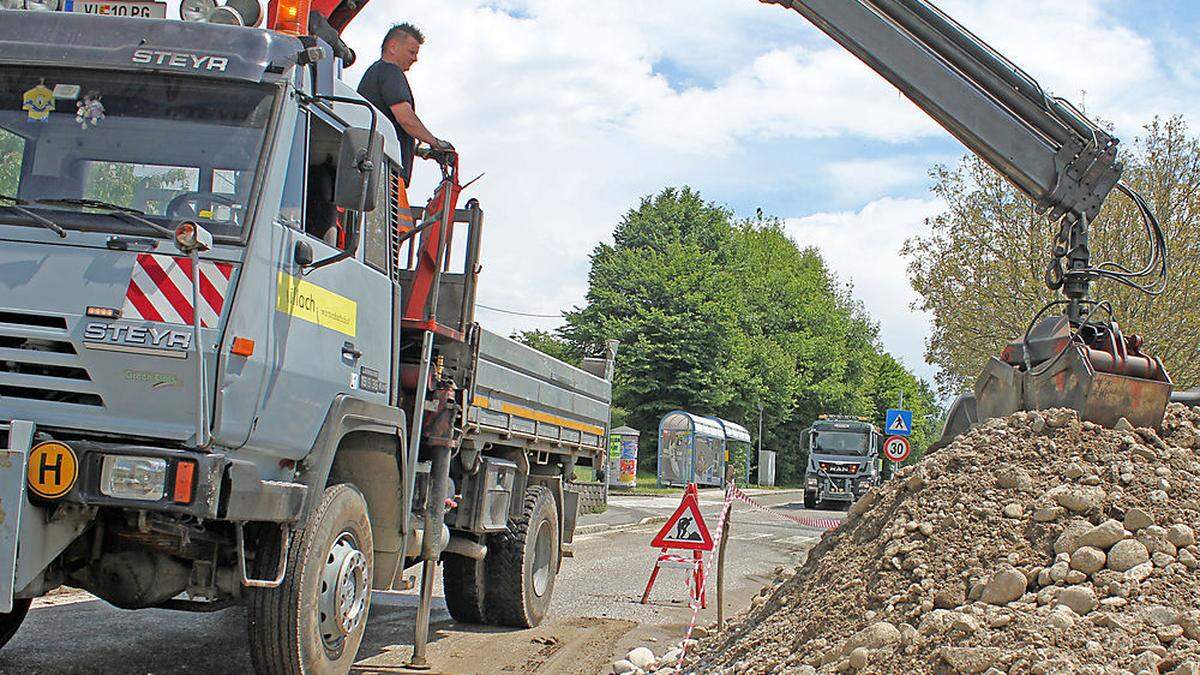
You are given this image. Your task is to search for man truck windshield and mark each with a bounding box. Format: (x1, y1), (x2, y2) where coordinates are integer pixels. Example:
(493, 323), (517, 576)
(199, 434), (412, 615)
(812, 430), (870, 455)
(0, 67), (274, 239)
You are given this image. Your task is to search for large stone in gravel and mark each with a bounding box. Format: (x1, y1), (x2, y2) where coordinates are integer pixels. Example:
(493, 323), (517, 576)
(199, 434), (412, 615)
(1050, 485), (1105, 513)
(1107, 539), (1150, 572)
(626, 647), (656, 670)
(1168, 524), (1196, 547)
(1124, 508), (1155, 532)
(996, 466), (1032, 490)
(840, 621), (901, 655)
(848, 647), (869, 670)
(939, 646), (1002, 674)
(1125, 561), (1153, 582)
(1080, 520), (1127, 550)
(1057, 585), (1098, 615)
(1182, 612), (1200, 641)
(1069, 546), (1106, 574)
(981, 566), (1027, 605)
(1055, 520), (1093, 555)
(611, 659), (636, 674)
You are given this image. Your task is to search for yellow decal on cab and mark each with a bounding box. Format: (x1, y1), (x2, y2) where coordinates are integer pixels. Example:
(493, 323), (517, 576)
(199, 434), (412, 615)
(276, 271), (358, 337)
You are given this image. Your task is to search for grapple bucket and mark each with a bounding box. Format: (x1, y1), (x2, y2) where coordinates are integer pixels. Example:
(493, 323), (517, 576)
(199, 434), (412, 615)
(935, 315), (1172, 450)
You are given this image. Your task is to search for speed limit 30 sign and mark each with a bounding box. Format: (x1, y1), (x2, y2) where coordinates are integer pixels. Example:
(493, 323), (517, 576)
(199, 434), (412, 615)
(883, 435), (911, 463)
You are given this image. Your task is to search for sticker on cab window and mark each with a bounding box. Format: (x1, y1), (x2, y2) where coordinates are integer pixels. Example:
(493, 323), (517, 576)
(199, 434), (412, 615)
(76, 93), (105, 130)
(22, 80), (55, 122)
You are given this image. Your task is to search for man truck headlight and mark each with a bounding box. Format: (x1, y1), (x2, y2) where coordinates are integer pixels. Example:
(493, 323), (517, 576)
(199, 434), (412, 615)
(100, 455), (168, 501)
(24, 0), (60, 9)
(0, 0), (25, 9)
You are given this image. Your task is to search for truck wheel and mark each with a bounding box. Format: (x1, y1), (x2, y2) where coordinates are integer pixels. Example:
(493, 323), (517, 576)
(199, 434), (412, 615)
(484, 485), (558, 628)
(247, 484), (374, 675)
(0, 599), (30, 650)
(803, 491), (817, 510)
(443, 548), (487, 624)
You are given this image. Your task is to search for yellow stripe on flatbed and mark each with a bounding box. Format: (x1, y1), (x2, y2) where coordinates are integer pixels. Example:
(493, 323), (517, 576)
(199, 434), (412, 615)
(471, 395), (605, 437)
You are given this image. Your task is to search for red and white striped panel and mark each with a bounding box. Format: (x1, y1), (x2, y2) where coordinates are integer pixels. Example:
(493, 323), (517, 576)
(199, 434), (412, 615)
(122, 254), (234, 327)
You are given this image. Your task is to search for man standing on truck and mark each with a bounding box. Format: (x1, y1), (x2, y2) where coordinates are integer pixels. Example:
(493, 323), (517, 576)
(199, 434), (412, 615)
(357, 22), (454, 230)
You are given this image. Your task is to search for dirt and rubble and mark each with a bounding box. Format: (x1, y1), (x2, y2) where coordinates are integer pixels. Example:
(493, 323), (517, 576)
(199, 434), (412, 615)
(628, 405), (1200, 674)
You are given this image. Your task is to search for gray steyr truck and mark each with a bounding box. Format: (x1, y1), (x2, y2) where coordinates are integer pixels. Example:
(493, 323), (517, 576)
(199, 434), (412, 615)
(0, 5), (612, 673)
(801, 416), (882, 510)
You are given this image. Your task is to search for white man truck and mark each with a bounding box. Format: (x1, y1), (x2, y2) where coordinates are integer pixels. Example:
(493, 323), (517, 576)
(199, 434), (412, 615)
(0, 3), (612, 672)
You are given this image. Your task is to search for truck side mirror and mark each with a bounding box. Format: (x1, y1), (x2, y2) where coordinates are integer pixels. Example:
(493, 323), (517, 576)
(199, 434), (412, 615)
(334, 128), (384, 212)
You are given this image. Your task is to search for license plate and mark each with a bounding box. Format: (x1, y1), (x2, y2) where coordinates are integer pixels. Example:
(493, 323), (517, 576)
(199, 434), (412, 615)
(69, 1), (168, 18)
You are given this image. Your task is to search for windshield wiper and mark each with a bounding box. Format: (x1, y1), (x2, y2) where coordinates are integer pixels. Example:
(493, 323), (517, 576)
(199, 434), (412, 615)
(0, 194), (67, 238)
(35, 198), (176, 238)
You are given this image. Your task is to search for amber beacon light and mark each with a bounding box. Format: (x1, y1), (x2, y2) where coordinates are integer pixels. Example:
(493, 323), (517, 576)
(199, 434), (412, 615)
(269, 0), (312, 35)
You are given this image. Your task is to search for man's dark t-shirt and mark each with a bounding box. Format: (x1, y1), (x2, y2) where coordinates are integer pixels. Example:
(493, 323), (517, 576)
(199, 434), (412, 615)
(357, 60), (415, 184)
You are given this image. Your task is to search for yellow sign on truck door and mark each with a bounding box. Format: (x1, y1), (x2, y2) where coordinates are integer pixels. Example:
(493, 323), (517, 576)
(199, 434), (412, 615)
(275, 271), (358, 337)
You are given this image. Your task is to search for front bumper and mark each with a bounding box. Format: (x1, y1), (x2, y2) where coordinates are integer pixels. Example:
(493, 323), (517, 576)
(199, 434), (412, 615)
(1, 420), (306, 610)
(812, 474), (872, 501)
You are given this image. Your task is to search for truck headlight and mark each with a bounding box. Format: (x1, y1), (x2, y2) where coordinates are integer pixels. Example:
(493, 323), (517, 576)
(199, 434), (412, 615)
(0, 0), (25, 9)
(100, 455), (168, 501)
(24, 0), (60, 10)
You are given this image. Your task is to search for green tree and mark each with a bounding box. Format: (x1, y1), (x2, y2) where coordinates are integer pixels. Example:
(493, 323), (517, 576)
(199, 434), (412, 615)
(562, 187), (940, 484)
(511, 329), (579, 364)
(905, 116), (1200, 397)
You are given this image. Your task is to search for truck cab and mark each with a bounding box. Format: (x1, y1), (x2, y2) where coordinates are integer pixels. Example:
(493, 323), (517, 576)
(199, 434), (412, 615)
(801, 416), (881, 509)
(0, 6), (611, 673)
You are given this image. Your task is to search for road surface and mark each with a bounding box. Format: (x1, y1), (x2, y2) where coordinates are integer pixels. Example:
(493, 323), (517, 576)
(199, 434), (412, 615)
(0, 489), (841, 674)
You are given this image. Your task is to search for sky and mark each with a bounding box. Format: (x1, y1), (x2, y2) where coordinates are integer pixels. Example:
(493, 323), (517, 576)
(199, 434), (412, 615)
(176, 1), (1200, 383)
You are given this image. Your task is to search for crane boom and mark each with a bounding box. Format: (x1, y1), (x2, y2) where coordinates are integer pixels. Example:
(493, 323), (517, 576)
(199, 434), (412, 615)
(760, 0), (1175, 440)
(761, 0), (1121, 226)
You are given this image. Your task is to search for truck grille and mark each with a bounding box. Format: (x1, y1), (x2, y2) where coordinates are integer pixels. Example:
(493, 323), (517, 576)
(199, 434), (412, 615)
(0, 311), (103, 408)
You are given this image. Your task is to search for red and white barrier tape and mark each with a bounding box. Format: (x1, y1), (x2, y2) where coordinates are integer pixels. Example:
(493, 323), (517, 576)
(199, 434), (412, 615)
(673, 486), (841, 671)
(728, 485), (842, 530)
(675, 487), (734, 669)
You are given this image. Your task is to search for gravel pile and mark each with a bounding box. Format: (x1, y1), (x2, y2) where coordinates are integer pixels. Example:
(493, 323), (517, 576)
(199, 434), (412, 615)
(683, 405), (1200, 674)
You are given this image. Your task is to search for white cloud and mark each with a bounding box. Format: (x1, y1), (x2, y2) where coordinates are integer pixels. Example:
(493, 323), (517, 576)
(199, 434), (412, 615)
(783, 197), (946, 383)
(149, 0), (1200, 370)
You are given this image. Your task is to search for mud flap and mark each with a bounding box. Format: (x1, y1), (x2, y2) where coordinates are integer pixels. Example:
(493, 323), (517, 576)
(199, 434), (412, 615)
(0, 421), (33, 613)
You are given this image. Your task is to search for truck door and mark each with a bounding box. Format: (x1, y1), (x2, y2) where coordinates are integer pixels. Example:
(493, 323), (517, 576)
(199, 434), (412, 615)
(244, 111), (393, 457)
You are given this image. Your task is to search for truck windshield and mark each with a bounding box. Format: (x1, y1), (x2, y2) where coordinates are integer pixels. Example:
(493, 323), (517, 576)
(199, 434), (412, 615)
(0, 67), (274, 240)
(812, 430), (870, 455)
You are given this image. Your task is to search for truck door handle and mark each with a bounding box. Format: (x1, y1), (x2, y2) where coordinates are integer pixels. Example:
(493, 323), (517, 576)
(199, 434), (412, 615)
(342, 342), (362, 360)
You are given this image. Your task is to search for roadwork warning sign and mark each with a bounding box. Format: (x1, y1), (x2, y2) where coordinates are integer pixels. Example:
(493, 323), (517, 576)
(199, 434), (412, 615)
(651, 486), (714, 551)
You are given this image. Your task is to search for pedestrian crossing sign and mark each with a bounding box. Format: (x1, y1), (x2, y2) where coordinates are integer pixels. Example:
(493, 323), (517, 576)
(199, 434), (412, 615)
(885, 409), (913, 437)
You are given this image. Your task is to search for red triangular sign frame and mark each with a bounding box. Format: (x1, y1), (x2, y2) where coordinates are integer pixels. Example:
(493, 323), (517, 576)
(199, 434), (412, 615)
(651, 485), (714, 551)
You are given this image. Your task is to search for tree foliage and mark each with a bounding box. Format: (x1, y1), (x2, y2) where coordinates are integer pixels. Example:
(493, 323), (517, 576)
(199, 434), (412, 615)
(546, 187), (939, 484)
(905, 116), (1200, 397)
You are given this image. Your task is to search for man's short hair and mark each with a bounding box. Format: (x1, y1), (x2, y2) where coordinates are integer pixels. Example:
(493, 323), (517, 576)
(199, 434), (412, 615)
(383, 23), (424, 51)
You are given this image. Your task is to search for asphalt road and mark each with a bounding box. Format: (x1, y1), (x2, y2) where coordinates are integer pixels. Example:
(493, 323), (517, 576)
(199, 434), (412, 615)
(0, 489), (841, 674)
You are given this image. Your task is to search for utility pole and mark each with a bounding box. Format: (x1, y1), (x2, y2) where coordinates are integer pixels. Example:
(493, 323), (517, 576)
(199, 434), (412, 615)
(757, 403), (764, 455)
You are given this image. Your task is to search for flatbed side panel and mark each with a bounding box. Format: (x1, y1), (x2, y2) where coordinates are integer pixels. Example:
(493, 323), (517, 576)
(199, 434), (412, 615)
(471, 330), (610, 450)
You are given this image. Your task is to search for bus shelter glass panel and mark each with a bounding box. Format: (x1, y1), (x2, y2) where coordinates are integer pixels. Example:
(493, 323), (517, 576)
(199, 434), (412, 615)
(693, 433), (723, 487)
(657, 411), (725, 487)
(714, 418), (752, 485)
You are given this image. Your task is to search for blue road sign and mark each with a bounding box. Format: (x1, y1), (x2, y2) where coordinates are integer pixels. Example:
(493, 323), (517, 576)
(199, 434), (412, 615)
(885, 409), (913, 437)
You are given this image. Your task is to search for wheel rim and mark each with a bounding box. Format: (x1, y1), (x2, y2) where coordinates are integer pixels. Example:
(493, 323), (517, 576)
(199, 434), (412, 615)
(531, 518), (554, 598)
(319, 531), (369, 652)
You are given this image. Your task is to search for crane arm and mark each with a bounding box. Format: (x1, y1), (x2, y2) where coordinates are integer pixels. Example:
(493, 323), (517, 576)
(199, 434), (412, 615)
(760, 0), (1121, 226)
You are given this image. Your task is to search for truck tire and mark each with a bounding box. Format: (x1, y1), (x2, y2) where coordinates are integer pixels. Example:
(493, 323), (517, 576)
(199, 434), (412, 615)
(247, 483), (374, 675)
(443, 549), (487, 624)
(484, 485), (558, 628)
(803, 491), (817, 510)
(0, 598), (30, 650)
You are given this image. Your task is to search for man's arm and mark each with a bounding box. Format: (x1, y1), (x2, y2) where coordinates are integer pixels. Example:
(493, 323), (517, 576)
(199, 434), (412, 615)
(389, 101), (439, 146)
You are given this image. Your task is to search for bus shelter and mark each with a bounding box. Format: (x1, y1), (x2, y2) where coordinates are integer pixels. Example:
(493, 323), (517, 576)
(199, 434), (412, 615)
(714, 418), (752, 485)
(657, 411), (726, 488)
